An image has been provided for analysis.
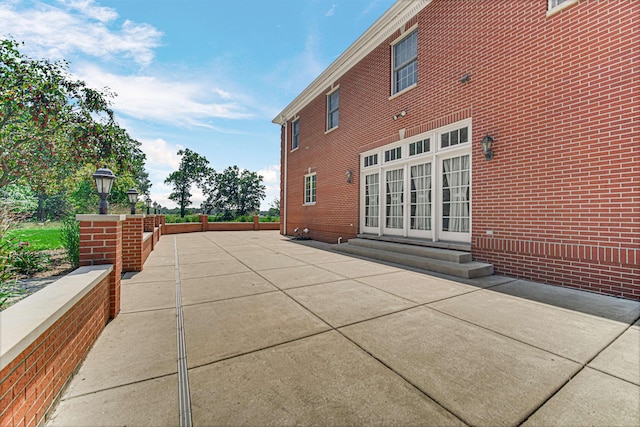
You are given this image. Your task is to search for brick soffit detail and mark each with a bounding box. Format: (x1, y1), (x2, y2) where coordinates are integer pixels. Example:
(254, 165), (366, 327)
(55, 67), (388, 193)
(272, 0), (431, 125)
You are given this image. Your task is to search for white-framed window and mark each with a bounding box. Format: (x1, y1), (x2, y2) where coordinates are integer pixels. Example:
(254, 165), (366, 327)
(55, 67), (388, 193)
(304, 173), (316, 205)
(291, 119), (299, 150)
(392, 29), (418, 95)
(548, 0), (579, 14)
(409, 138), (430, 156)
(384, 146), (402, 162)
(363, 154), (378, 168)
(440, 126), (468, 149)
(327, 88), (339, 131)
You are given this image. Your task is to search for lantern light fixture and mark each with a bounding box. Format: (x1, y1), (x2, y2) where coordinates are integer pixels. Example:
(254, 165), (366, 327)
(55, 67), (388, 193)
(481, 132), (494, 161)
(126, 188), (139, 214)
(145, 195), (152, 215)
(92, 165), (116, 215)
(153, 201), (158, 214)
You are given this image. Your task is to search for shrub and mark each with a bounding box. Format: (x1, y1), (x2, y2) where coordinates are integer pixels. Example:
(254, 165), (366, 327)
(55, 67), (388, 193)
(61, 216), (80, 269)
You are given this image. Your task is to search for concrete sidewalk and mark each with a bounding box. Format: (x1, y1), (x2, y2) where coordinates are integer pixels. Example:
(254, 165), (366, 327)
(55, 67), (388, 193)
(47, 231), (639, 426)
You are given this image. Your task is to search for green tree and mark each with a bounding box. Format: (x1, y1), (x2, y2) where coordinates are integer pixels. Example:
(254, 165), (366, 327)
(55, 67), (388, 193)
(165, 149), (210, 217)
(202, 166), (266, 218)
(0, 39), (149, 218)
(0, 39), (113, 191)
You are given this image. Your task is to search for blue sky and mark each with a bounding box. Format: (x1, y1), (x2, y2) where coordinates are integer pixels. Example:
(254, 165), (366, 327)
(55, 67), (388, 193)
(1, 0), (395, 210)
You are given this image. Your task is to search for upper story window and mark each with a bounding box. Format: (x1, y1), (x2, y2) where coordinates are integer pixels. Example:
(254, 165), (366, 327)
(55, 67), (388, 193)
(327, 88), (339, 131)
(392, 30), (418, 95)
(291, 119), (299, 150)
(304, 173), (316, 205)
(440, 126), (469, 149)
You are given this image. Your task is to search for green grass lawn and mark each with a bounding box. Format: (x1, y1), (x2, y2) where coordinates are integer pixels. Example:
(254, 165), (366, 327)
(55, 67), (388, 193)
(4, 224), (64, 251)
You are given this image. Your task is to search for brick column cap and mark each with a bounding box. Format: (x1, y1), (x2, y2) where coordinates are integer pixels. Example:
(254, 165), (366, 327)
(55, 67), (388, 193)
(76, 214), (126, 221)
(125, 214), (147, 219)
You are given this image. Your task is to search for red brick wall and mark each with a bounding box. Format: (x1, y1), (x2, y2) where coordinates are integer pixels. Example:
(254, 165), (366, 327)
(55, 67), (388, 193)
(79, 219), (123, 317)
(122, 217), (144, 272)
(280, 0), (639, 298)
(0, 275), (109, 427)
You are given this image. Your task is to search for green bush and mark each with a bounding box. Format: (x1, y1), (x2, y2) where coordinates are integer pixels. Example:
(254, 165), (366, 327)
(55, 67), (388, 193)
(61, 216), (80, 269)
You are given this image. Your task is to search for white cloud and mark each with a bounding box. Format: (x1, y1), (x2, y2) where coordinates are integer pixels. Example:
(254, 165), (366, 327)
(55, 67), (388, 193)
(74, 64), (253, 127)
(58, 0), (118, 23)
(140, 138), (181, 171)
(0, 0), (162, 66)
(257, 164), (281, 210)
(325, 4), (336, 17)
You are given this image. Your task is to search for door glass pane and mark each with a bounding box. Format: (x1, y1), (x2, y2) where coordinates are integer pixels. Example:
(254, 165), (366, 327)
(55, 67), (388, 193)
(442, 155), (470, 232)
(365, 173), (379, 228)
(385, 169), (404, 229)
(410, 163), (431, 230)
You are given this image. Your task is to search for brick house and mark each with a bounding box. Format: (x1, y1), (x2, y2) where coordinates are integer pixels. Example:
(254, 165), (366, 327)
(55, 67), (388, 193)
(272, 0), (639, 299)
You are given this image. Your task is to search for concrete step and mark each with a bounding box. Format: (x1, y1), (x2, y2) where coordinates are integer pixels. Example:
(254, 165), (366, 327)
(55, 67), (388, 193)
(346, 238), (472, 263)
(333, 242), (494, 279)
(357, 233), (471, 252)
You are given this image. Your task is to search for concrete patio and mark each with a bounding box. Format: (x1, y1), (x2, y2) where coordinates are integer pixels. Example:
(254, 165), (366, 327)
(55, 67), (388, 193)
(46, 230), (639, 426)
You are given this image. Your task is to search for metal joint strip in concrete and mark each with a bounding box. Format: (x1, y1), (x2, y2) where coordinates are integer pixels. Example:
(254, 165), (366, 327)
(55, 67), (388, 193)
(174, 237), (193, 427)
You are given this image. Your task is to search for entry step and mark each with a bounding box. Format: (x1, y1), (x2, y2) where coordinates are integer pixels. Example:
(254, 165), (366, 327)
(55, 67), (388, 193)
(333, 238), (493, 279)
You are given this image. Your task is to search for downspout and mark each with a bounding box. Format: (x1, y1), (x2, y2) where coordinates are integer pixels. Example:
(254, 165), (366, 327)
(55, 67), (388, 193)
(282, 118), (288, 236)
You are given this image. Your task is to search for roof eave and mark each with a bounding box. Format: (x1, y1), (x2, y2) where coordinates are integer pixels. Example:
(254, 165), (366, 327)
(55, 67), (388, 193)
(272, 0), (432, 125)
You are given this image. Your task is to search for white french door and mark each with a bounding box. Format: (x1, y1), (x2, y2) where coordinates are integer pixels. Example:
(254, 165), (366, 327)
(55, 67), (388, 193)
(362, 172), (380, 234)
(438, 153), (471, 242)
(360, 120), (472, 243)
(408, 162), (432, 239)
(383, 168), (404, 236)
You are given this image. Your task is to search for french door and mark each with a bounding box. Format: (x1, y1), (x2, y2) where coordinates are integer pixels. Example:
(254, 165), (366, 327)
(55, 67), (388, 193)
(359, 120), (472, 243)
(383, 168), (404, 235)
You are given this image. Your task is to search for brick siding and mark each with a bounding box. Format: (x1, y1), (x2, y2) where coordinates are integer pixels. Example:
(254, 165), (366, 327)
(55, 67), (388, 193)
(0, 274), (110, 427)
(279, 0), (638, 298)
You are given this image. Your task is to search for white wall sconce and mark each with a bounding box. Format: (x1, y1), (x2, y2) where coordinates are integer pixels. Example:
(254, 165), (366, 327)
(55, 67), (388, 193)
(345, 170), (352, 184)
(392, 110), (407, 120)
(481, 132), (494, 161)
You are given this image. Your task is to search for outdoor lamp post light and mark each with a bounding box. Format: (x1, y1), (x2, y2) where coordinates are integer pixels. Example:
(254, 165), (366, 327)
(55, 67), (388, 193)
(145, 195), (152, 215)
(126, 188), (139, 214)
(153, 201), (158, 214)
(481, 132), (494, 161)
(92, 165), (116, 215)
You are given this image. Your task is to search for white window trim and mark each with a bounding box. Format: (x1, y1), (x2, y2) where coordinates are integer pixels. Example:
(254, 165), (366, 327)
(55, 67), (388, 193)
(547, 0), (579, 17)
(291, 118), (300, 152)
(390, 24), (418, 97)
(303, 172), (317, 206)
(326, 85), (340, 132)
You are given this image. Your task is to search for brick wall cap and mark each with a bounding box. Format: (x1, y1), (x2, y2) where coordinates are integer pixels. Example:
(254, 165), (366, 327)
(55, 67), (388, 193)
(76, 214), (127, 222)
(125, 214), (147, 219)
(0, 265), (113, 371)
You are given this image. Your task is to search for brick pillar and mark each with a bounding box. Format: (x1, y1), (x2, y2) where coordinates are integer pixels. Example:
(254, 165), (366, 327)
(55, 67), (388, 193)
(253, 215), (259, 230)
(144, 215), (155, 232)
(154, 215), (160, 228)
(123, 215), (145, 272)
(200, 214), (208, 232)
(77, 214), (125, 319)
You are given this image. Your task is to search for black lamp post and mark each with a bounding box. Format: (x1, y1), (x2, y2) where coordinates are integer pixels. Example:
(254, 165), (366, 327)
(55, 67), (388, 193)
(153, 201), (158, 214)
(145, 195), (152, 215)
(126, 188), (139, 214)
(92, 165), (116, 215)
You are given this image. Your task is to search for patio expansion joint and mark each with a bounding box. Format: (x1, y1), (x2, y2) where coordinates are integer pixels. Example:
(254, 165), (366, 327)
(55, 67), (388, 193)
(174, 236), (193, 427)
(58, 372), (178, 402)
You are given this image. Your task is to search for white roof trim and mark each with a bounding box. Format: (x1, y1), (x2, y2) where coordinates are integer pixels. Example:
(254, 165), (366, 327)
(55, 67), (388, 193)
(272, 0), (432, 125)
